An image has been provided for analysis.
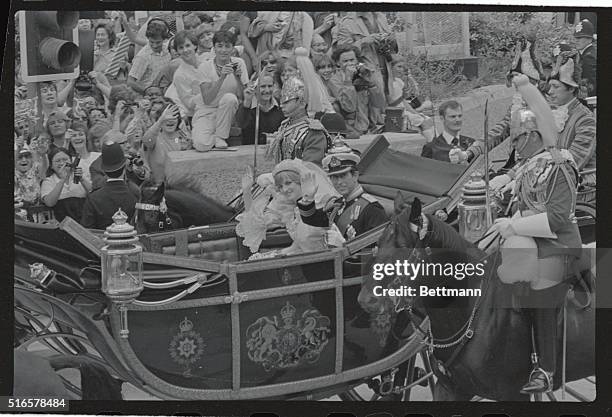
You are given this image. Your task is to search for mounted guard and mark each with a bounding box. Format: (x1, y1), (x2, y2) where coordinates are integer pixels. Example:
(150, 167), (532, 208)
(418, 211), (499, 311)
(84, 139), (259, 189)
(485, 73), (582, 394)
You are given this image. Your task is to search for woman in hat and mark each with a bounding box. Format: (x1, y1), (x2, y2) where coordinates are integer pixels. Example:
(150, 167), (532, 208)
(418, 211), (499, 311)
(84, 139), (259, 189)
(236, 159), (339, 257)
(14, 145), (43, 211)
(41, 147), (89, 222)
(486, 73), (581, 394)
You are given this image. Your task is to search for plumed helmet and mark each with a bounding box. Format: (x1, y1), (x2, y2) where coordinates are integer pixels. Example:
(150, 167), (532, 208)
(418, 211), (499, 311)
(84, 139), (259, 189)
(550, 47), (581, 89)
(510, 108), (539, 143)
(280, 76), (306, 104)
(507, 33), (545, 85)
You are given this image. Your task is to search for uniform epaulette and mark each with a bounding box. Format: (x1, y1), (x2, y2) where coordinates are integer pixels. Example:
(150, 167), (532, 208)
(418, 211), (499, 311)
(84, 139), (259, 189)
(308, 119), (325, 130)
(360, 193), (378, 204)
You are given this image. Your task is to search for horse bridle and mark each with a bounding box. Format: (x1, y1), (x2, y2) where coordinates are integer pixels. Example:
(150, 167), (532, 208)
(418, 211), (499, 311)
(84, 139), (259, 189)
(134, 197), (173, 231)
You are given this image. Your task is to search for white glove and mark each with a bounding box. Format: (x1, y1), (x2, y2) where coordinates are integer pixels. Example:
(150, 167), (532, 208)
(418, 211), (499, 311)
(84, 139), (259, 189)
(501, 179), (516, 194)
(256, 173), (274, 188)
(449, 148), (468, 164)
(489, 174), (512, 191)
(492, 217), (515, 239)
(326, 225), (346, 247)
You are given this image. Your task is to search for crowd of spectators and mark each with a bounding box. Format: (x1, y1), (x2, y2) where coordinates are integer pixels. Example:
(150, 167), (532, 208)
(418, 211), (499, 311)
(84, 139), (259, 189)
(14, 11), (436, 226)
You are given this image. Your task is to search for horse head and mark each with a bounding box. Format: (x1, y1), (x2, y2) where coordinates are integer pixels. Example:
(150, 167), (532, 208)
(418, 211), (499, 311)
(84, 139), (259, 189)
(358, 193), (428, 317)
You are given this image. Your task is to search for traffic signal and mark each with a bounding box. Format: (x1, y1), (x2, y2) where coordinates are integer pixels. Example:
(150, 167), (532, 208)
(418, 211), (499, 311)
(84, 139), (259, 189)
(18, 11), (81, 83)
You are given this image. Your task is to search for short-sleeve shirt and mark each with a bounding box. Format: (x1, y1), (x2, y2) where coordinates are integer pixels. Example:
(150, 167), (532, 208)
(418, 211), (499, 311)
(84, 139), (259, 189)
(15, 166), (42, 204)
(147, 135), (184, 184)
(129, 44), (172, 88)
(41, 174), (87, 200)
(198, 56), (249, 108)
(172, 58), (208, 112)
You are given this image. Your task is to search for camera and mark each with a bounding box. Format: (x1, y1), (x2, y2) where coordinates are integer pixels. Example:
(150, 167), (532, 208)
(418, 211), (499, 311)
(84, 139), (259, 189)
(231, 62), (239, 71)
(75, 72), (95, 92)
(352, 63), (374, 92)
(68, 156), (81, 184)
(128, 152), (144, 167)
(406, 94), (422, 109)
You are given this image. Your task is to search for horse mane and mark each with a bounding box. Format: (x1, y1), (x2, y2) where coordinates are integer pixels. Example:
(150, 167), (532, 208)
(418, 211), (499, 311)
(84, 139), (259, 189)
(425, 213), (485, 257)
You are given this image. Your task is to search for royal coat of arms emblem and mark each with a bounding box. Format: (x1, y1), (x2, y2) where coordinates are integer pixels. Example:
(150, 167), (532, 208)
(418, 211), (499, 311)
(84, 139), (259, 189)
(245, 302), (331, 372)
(168, 317), (206, 377)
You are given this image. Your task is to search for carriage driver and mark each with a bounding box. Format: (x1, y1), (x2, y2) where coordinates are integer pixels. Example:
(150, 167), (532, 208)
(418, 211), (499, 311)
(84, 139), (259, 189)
(488, 73), (582, 395)
(317, 140), (388, 246)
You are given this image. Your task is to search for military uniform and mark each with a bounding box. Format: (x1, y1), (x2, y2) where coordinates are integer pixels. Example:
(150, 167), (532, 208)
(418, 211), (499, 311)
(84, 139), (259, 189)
(272, 116), (331, 166)
(267, 77), (332, 166)
(333, 186), (387, 239)
(298, 148), (387, 237)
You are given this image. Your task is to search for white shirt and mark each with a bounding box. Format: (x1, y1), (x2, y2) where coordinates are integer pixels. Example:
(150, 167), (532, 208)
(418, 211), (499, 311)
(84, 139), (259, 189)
(198, 56), (249, 108)
(41, 173), (87, 201)
(441, 130), (460, 146)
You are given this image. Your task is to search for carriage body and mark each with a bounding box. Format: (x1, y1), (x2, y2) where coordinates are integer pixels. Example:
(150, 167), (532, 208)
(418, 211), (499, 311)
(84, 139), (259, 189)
(14, 217), (426, 400)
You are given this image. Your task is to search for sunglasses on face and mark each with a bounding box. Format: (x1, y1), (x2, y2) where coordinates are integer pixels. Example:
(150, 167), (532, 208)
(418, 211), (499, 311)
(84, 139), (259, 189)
(261, 60), (277, 66)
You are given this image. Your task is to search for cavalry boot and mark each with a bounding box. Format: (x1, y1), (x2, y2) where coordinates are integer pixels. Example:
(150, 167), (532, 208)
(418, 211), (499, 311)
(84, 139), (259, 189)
(520, 284), (567, 394)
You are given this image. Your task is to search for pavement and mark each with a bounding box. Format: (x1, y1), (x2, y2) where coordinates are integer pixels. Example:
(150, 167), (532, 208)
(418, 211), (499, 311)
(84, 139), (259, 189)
(165, 83), (516, 203)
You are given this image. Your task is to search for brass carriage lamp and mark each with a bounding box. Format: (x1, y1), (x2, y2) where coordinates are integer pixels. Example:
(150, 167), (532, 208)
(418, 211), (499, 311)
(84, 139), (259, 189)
(101, 208), (143, 338)
(458, 172), (497, 243)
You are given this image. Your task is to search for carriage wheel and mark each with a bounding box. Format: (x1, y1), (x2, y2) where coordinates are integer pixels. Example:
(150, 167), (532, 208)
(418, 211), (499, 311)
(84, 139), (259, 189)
(338, 347), (436, 401)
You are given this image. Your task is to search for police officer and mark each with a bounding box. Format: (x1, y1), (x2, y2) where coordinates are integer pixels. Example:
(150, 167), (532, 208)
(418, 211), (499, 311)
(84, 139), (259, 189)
(573, 19), (596, 97)
(321, 143), (388, 245)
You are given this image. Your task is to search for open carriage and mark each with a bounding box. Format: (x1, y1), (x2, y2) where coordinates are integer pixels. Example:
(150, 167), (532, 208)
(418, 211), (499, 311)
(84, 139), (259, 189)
(13, 135), (595, 400)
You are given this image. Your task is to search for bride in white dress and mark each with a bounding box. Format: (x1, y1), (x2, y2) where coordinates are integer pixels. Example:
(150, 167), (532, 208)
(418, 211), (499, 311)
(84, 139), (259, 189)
(236, 158), (340, 257)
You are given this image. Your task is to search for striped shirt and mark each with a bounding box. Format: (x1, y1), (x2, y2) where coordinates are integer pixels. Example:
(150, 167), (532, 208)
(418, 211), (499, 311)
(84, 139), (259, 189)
(129, 44), (171, 88)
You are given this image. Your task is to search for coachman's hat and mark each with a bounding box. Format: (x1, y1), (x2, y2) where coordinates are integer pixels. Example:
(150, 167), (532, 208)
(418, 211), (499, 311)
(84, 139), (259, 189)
(550, 45), (581, 89)
(573, 19), (594, 39)
(101, 140), (126, 172)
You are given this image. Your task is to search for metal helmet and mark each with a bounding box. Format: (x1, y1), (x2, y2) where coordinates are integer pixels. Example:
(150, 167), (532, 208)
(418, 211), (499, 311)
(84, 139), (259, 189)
(280, 76), (306, 104)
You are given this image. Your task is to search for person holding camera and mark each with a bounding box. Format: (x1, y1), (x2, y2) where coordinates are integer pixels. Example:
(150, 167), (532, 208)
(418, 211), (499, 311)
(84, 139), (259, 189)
(41, 147), (89, 222)
(328, 44), (382, 135)
(194, 30), (248, 151)
(81, 141), (137, 230)
(335, 12), (395, 129)
(67, 119), (99, 188)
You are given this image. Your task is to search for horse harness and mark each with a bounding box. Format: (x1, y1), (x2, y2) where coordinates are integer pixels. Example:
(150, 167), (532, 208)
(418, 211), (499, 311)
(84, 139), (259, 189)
(135, 197), (173, 231)
(393, 214), (497, 381)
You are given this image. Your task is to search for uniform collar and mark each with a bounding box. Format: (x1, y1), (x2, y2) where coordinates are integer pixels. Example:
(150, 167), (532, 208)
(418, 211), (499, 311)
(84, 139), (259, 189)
(344, 185), (364, 204)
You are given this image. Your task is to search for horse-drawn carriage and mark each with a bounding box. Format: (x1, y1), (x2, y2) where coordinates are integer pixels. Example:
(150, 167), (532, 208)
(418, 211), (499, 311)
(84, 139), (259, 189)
(14, 135), (595, 401)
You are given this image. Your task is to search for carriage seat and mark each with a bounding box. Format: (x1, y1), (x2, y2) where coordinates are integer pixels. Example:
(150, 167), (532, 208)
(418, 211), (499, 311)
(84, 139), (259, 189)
(145, 224), (294, 262)
(146, 224), (242, 262)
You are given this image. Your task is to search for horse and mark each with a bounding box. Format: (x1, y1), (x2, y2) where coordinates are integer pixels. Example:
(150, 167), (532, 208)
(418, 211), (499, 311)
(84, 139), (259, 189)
(358, 194), (595, 401)
(134, 180), (235, 234)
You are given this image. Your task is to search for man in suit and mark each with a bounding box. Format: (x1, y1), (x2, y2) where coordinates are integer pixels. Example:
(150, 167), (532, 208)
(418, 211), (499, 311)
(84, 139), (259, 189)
(573, 19), (596, 97)
(421, 100), (474, 163)
(81, 141), (137, 229)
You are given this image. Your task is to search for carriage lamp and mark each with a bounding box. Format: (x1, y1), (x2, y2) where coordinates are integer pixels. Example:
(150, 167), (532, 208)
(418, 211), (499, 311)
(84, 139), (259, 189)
(101, 208), (144, 338)
(458, 172), (497, 243)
